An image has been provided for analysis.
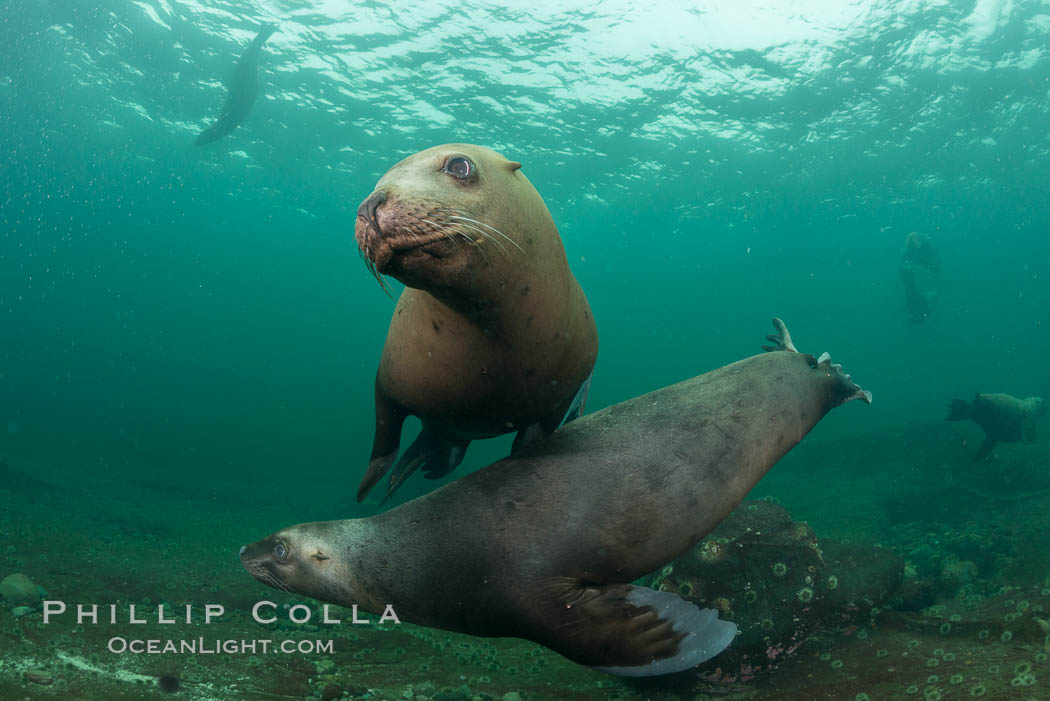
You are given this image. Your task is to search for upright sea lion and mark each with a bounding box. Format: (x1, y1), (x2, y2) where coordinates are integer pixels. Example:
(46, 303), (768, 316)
(196, 23), (277, 146)
(900, 231), (940, 274)
(947, 392), (1046, 460)
(353, 144), (598, 502)
(900, 265), (938, 324)
(899, 231), (940, 324)
(241, 319), (871, 676)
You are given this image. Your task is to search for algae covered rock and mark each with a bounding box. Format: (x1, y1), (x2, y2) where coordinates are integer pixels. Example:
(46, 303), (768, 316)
(645, 499), (904, 681)
(0, 572), (40, 607)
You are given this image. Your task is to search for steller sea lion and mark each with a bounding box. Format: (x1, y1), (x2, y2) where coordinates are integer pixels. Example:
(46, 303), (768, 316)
(353, 144), (598, 502)
(241, 319), (871, 676)
(947, 392), (1046, 460)
(900, 231), (940, 275)
(196, 23), (277, 146)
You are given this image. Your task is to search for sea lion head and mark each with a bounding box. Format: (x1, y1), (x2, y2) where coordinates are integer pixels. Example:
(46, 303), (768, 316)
(354, 143), (558, 296)
(1027, 396), (1047, 418)
(239, 521), (358, 607)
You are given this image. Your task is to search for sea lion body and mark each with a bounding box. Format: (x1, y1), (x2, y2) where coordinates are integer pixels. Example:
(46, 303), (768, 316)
(196, 24), (277, 146)
(242, 321), (870, 676)
(901, 231), (940, 274)
(354, 144), (597, 501)
(947, 392), (1046, 460)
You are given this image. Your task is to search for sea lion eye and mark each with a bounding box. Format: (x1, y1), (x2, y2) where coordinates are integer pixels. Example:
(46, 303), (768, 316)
(273, 543), (288, 559)
(443, 156), (475, 180)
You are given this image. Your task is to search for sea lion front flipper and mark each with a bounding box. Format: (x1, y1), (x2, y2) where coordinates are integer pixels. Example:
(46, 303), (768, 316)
(357, 385), (407, 502)
(1023, 414), (1037, 442)
(519, 580), (736, 677)
(973, 435), (997, 461)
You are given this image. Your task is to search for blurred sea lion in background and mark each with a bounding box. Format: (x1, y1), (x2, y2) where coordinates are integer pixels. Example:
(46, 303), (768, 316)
(354, 144), (598, 502)
(901, 231), (940, 274)
(900, 265), (938, 324)
(947, 392), (1046, 460)
(899, 231), (940, 323)
(196, 23), (278, 146)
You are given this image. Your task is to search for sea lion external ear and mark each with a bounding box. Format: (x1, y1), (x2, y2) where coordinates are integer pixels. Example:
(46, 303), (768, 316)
(311, 551), (330, 561)
(507, 161), (522, 172)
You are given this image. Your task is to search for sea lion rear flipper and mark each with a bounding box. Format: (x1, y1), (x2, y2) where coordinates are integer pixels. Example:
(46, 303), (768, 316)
(1023, 414), (1037, 442)
(560, 372), (593, 425)
(947, 398), (974, 421)
(381, 431), (469, 502)
(973, 436), (997, 461)
(520, 580), (735, 677)
(512, 372), (594, 454)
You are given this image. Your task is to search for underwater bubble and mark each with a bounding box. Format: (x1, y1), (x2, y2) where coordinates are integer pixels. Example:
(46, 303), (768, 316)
(950, 674), (964, 684)
(939, 622), (951, 634)
(831, 660), (844, 669)
(1001, 631), (1014, 643)
(969, 683), (986, 696)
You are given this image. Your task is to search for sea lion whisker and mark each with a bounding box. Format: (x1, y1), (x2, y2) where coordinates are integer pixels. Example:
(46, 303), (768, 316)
(419, 219), (480, 259)
(447, 215), (524, 255)
(431, 211), (512, 257)
(443, 220), (510, 258)
(429, 220), (494, 265)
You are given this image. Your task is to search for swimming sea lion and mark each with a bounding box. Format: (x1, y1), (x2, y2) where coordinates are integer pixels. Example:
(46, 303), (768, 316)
(900, 265), (938, 324)
(947, 392), (1046, 460)
(901, 231), (940, 274)
(353, 144), (598, 502)
(241, 319), (871, 676)
(196, 23), (277, 146)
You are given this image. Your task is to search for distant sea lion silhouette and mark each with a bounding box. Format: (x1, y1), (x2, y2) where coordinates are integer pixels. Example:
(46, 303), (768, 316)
(947, 392), (1046, 460)
(196, 24), (277, 146)
(899, 232), (940, 324)
(353, 144), (598, 503)
(900, 265), (938, 324)
(901, 231), (940, 274)
(240, 319), (871, 677)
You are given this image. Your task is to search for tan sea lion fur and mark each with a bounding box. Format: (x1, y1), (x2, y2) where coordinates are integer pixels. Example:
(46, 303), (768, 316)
(353, 144), (598, 502)
(241, 319), (872, 676)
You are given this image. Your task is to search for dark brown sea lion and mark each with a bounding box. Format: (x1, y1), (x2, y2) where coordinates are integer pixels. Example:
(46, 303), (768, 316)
(947, 392), (1046, 460)
(241, 319), (871, 676)
(353, 144), (598, 502)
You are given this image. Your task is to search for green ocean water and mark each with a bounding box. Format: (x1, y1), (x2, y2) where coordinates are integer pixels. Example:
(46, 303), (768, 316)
(2, 1), (1050, 699)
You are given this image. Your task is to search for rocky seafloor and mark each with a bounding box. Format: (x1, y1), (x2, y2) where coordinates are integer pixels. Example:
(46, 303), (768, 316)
(2, 420), (1050, 700)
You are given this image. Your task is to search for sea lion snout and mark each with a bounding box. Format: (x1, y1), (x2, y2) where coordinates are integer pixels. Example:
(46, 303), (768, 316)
(357, 190), (387, 238)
